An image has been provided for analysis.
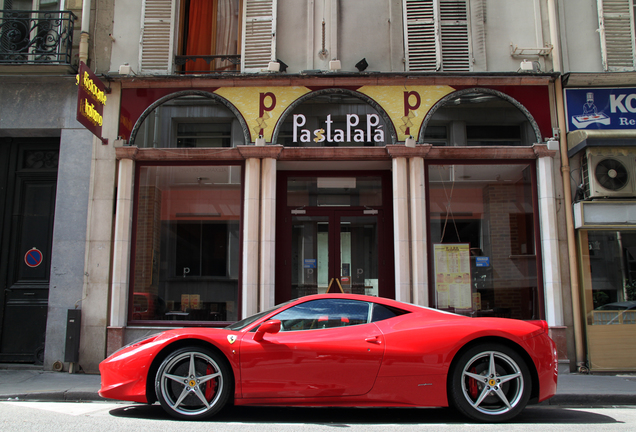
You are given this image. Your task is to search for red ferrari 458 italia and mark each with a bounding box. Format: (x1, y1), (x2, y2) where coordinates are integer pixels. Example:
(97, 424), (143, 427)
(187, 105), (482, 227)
(99, 294), (558, 422)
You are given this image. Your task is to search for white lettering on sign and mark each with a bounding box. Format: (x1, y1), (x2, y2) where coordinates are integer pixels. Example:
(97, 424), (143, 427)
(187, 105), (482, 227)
(610, 94), (636, 113)
(619, 117), (636, 125)
(293, 114), (384, 144)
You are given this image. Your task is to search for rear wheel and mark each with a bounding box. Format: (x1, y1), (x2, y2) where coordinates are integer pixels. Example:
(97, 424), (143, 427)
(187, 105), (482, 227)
(155, 346), (231, 420)
(448, 343), (531, 422)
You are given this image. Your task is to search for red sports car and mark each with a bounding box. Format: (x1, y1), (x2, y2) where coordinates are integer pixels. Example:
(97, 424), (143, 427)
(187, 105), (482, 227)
(99, 294), (558, 422)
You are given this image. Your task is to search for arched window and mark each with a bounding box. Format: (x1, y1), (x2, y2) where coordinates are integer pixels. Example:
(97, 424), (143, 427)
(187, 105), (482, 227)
(131, 93), (247, 148)
(421, 89), (541, 146)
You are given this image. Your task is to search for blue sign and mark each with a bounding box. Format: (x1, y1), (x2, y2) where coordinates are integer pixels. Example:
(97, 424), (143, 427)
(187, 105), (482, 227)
(475, 256), (490, 267)
(303, 259), (316, 269)
(25, 247), (43, 268)
(565, 88), (636, 132)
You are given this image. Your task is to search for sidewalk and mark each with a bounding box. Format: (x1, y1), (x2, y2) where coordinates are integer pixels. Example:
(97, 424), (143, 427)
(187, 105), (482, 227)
(0, 367), (635, 406)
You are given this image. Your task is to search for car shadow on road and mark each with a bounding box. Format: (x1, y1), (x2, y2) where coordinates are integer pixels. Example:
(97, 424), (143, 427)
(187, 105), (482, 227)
(108, 404), (622, 425)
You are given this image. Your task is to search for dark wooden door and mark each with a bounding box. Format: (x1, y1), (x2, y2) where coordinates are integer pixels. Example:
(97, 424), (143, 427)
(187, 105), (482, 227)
(0, 139), (58, 363)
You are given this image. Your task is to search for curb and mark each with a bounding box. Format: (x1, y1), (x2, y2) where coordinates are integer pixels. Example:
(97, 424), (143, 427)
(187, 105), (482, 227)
(2, 392), (104, 402)
(546, 394), (636, 406)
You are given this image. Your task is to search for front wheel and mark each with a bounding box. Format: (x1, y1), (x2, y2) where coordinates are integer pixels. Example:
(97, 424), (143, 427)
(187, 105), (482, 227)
(448, 343), (531, 422)
(155, 346), (231, 420)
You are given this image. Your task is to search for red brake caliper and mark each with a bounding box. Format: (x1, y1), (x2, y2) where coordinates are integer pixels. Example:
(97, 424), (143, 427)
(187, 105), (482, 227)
(468, 367), (479, 399)
(204, 364), (216, 401)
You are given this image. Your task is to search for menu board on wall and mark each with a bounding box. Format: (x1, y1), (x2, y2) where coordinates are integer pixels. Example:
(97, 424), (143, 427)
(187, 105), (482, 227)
(433, 244), (472, 309)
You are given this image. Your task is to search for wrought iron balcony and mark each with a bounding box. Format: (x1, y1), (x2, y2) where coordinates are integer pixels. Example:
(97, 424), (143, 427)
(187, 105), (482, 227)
(0, 10), (76, 65)
(174, 55), (241, 74)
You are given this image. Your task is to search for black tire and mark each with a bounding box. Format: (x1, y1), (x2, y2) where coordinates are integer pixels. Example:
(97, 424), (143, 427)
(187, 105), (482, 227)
(155, 346), (231, 420)
(448, 343), (531, 422)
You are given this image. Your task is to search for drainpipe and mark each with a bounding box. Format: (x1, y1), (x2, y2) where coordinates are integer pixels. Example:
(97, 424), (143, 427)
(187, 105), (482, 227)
(548, 0), (586, 371)
(555, 78), (586, 371)
(79, 0), (91, 64)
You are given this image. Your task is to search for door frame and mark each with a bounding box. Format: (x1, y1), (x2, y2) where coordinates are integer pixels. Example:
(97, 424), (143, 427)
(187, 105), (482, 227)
(275, 170), (394, 303)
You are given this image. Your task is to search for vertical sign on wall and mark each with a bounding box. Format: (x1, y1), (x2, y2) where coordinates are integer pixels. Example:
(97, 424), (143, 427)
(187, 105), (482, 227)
(76, 61), (108, 144)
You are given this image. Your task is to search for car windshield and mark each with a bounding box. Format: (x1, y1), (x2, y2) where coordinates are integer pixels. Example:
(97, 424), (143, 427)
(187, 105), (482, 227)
(225, 300), (294, 331)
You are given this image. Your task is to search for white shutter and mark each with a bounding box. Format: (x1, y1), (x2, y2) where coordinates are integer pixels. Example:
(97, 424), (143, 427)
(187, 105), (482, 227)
(598, 0), (636, 71)
(241, 0), (277, 73)
(139, 0), (175, 74)
(404, 0), (471, 72)
(404, 0), (440, 71)
(439, 0), (471, 71)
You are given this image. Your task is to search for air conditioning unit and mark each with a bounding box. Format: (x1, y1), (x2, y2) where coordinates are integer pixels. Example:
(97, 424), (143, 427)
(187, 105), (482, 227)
(582, 148), (636, 199)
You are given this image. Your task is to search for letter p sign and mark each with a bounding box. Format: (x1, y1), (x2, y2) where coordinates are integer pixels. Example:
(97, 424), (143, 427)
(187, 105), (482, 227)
(259, 92), (277, 118)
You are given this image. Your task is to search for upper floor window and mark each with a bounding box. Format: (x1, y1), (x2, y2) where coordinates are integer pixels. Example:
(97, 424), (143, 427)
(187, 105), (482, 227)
(177, 0), (240, 73)
(139, 0), (276, 74)
(404, 0), (472, 72)
(0, 0), (74, 66)
(598, 0), (636, 71)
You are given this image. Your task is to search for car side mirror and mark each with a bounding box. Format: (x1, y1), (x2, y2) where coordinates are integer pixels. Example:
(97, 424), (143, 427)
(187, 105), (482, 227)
(253, 319), (281, 341)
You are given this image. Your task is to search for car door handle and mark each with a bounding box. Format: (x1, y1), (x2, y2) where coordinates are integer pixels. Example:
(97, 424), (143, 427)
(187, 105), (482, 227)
(365, 336), (382, 345)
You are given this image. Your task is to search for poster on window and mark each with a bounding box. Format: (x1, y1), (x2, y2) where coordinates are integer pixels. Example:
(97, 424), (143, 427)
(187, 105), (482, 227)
(433, 244), (472, 309)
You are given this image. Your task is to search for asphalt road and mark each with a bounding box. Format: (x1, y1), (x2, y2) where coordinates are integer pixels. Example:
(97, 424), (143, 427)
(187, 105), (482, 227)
(0, 401), (635, 431)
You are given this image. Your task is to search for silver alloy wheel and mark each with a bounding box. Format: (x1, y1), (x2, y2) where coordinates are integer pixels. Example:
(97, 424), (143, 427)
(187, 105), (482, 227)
(157, 350), (224, 417)
(460, 350), (524, 416)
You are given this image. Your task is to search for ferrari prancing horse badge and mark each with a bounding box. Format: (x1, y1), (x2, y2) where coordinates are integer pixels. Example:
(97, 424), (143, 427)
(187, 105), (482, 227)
(227, 335), (237, 344)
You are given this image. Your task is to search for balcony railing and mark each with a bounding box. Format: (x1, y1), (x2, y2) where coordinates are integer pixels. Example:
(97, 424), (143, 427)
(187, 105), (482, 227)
(0, 10), (76, 65)
(174, 55), (241, 74)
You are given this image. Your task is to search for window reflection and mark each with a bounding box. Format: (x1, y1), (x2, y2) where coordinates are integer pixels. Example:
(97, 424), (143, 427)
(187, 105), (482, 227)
(131, 165), (241, 323)
(135, 96), (246, 148)
(428, 163), (539, 320)
(584, 231), (636, 325)
(423, 91), (537, 146)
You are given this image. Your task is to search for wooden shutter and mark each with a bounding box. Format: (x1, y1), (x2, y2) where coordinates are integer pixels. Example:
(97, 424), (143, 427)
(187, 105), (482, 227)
(404, 0), (440, 71)
(241, 0), (277, 73)
(439, 0), (471, 71)
(598, 0), (636, 70)
(139, 0), (175, 74)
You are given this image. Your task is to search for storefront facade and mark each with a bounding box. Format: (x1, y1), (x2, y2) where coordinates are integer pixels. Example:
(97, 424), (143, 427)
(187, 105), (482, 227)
(104, 75), (566, 370)
(565, 84), (636, 371)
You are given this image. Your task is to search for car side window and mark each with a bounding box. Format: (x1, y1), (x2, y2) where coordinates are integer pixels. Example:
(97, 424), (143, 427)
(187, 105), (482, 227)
(271, 299), (372, 331)
(371, 303), (409, 322)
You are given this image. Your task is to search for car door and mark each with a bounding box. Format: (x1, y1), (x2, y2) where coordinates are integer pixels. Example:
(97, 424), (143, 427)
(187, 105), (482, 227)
(239, 298), (385, 399)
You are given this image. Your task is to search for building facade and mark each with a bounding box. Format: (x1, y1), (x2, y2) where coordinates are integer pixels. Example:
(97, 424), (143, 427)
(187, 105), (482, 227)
(558, 0), (636, 372)
(0, 1), (101, 367)
(4, 0), (592, 374)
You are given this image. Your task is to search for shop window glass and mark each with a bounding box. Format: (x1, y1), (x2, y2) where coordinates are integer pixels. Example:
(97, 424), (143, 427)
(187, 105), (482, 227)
(580, 230), (636, 371)
(135, 95), (246, 148)
(177, 122), (232, 148)
(287, 176), (383, 207)
(428, 163), (539, 320)
(582, 231), (636, 324)
(131, 165), (241, 323)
